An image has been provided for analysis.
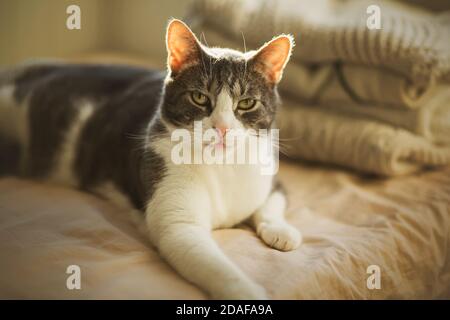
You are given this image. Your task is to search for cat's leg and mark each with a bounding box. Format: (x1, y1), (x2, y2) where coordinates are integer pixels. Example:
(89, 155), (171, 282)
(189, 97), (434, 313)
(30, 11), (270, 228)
(249, 183), (302, 251)
(145, 187), (267, 300)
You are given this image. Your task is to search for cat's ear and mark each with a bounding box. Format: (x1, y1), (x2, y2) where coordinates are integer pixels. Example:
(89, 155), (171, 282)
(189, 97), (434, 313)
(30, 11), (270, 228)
(250, 35), (294, 84)
(166, 19), (202, 75)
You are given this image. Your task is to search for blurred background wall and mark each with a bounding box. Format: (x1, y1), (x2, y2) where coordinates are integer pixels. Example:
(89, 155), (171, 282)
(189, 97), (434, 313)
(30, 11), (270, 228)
(0, 0), (109, 65)
(0, 0), (448, 68)
(0, 0), (191, 67)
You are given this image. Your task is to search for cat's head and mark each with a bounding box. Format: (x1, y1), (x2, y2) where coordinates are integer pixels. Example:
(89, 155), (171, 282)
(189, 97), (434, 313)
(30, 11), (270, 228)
(160, 19), (293, 142)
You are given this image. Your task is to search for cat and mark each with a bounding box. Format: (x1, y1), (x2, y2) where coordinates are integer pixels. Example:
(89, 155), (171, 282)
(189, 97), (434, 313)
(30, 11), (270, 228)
(0, 19), (301, 299)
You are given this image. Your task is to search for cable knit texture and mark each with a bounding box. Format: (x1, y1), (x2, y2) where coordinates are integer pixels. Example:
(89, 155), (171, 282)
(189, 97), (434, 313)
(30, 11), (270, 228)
(189, 0), (450, 175)
(190, 0), (450, 82)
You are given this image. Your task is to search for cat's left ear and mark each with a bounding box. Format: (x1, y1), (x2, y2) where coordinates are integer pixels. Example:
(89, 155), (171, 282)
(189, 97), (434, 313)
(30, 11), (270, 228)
(166, 19), (202, 75)
(250, 35), (294, 84)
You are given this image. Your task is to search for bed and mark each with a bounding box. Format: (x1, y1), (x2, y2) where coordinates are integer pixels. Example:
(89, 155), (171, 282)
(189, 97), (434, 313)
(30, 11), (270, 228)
(0, 0), (450, 299)
(1, 157), (449, 299)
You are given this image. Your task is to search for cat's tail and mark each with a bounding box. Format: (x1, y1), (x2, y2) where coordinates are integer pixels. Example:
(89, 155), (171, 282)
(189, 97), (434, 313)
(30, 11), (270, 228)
(0, 65), (27, 143)
(0, 59), (64, 175)
(0, 65), (17, 86)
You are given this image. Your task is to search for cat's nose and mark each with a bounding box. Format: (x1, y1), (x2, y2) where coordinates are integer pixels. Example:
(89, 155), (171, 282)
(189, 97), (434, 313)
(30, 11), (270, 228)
(213, 125), (228, 137)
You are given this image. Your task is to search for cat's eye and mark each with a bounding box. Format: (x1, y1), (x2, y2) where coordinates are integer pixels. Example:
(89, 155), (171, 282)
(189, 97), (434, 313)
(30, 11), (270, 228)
(237, 98), (257, 110)
(190, 91), (210, 106)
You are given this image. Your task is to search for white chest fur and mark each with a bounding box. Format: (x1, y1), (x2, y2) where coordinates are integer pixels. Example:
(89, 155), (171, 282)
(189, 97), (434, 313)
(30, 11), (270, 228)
(196, 163), (273, 228)
(159, 160), (273, 229)
(151, 138), (274, 230)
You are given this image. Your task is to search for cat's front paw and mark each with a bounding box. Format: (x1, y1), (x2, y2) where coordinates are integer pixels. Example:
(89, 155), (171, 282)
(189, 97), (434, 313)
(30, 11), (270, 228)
(257, 222), (302, 251)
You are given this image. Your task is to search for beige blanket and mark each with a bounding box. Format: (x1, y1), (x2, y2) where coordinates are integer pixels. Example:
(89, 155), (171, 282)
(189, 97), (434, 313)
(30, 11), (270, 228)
(190, 0), (450, 82)
(189, 0), (450, 176)
(192, 24), (448, 111)
(1, 161), (449, 299)
(192, 25), (450, 144)
(277, 101), (450, 176)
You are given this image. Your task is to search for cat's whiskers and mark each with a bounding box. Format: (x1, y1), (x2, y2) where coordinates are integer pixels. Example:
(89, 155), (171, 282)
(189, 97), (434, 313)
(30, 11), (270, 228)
(241, 31), (248, 81)
(200, 32), (209, 79)
(200, 31), (213, 79)
(271, 141), (292, 157)
(246, 131), (293, 157)
(126, 131), (172, 154)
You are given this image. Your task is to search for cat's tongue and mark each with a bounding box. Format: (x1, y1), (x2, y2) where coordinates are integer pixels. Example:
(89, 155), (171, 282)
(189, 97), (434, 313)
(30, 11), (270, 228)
(214, 128), (225, 148)
(215, 142), (224, 150)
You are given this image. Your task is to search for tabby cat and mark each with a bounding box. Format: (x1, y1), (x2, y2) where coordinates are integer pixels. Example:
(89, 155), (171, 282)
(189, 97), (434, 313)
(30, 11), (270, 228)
(0, 19), (301, 299)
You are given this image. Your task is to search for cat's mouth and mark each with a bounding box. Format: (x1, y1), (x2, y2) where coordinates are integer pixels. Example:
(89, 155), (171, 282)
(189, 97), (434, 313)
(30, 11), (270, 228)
(203, 129), (247, 151)
(203, 140), (229, 150)
(201, 127), (229, 149)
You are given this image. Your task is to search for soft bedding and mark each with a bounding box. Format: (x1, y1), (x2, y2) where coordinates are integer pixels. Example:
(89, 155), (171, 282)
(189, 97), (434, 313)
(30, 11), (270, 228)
(188, 0), (450, 176)
(1, 160), (449, 299)
(1, 10), (449, 297)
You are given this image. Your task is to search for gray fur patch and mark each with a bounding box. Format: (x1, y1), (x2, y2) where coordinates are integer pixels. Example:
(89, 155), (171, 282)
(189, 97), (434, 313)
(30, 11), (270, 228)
(6, 63), (167, 210)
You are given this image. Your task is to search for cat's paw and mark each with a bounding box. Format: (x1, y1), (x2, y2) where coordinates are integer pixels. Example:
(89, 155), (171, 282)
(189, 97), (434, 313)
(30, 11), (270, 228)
(257, 222), (302, 251)
(213, 282), (268, 300)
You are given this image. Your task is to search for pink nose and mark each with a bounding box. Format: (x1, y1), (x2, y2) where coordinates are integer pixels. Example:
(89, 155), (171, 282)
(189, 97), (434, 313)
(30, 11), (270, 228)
(214, 125), (228, 137)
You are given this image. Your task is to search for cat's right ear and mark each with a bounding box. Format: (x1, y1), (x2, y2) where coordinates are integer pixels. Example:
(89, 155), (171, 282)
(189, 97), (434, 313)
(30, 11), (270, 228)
(166, 19), (202, 75)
